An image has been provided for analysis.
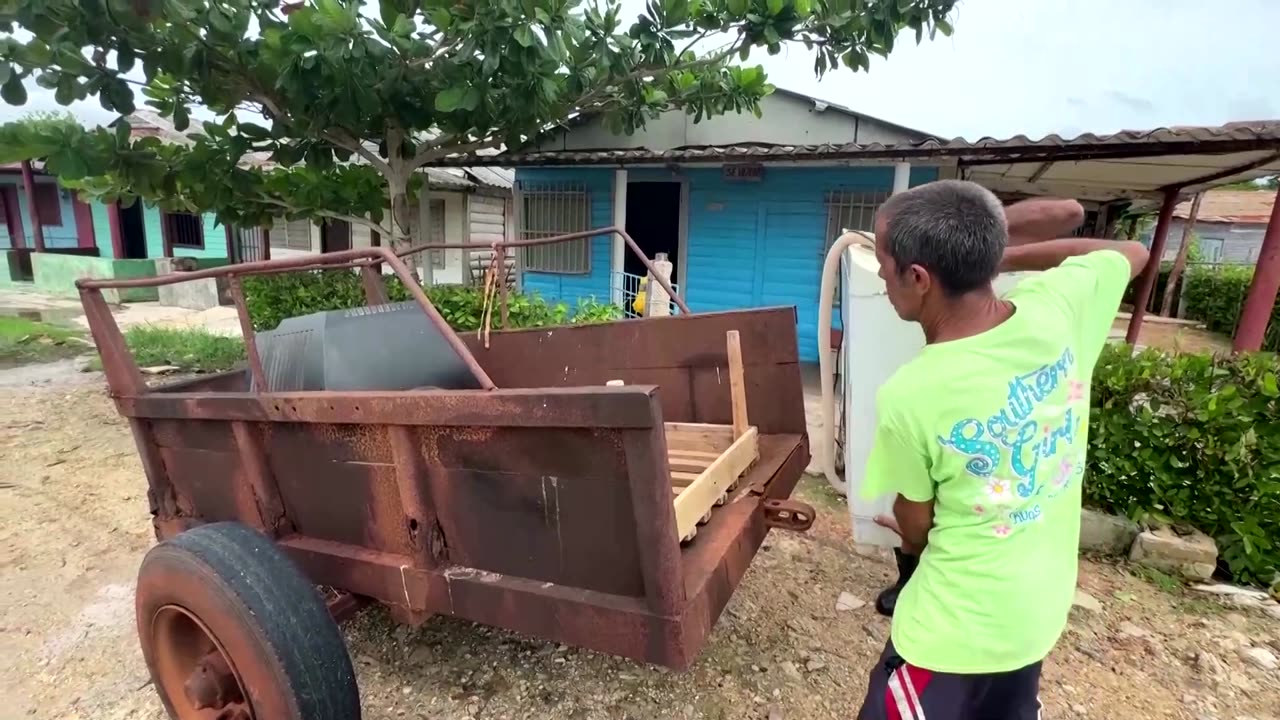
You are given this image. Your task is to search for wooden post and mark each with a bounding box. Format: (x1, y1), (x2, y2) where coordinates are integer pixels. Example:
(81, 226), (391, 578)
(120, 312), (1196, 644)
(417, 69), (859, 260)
(20, 160), (46, 252)
(1126, 191), (1178, 345)
(726, 330), (749, 440)
(1160, 192), (1203, 317)
(1233, 185), (1280, 352)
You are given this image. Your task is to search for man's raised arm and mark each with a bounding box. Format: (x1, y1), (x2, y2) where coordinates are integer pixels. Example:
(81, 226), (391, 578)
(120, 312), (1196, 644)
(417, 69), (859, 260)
(1001, 238), (1150, 279)
(1005, 198), (1086, 244)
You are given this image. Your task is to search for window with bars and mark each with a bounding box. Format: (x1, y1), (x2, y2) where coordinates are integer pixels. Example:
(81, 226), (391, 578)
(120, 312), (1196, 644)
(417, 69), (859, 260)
(825, 190), (889, 308)
(517, 182), (591, 274)
(164, 211), (204, 249)
(825, 189), (888, 241)
(32, 184), (63, 226)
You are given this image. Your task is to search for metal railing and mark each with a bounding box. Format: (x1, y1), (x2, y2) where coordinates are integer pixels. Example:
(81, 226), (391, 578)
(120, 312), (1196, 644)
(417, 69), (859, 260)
(610, 271), (681, 318)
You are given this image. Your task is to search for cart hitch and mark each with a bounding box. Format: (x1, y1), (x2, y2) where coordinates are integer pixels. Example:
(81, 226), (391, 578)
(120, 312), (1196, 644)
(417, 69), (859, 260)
(762, 498), (815, 532)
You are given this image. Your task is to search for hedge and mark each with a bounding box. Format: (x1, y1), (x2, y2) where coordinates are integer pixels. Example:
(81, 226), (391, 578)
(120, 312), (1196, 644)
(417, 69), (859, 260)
(240, 269), (620, 332)
(1087, 344), (1280, 586)
(1182, 265), (1280, 351)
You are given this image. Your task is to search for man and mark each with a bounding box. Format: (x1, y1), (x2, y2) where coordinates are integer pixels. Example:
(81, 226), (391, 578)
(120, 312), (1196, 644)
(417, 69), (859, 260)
(855, 180), (1149, 720)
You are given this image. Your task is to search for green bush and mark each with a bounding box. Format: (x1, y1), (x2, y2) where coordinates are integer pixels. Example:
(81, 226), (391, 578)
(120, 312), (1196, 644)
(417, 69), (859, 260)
(1087, 344), (1280, 586)
(241, 269), (621, 332)
(1182, 265), (1280, 351)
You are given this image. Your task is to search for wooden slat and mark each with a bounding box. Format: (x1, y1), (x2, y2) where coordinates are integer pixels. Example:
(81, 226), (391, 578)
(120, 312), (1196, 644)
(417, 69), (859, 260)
(664, 422), (733, 453)
(671, 470), (701, 487)
(672, 427), (758, 540)
(668, 449), (720, 461)
(726, 330), (749, 440)
(668, 457), (711, 474)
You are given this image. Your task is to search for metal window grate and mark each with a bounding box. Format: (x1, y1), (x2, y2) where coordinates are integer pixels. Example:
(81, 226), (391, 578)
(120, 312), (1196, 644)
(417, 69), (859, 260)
(517, 182), (591, 274)
(825, 190), (889, 307)
(825, 190), (888, 242)
(165, 212), (204, 249)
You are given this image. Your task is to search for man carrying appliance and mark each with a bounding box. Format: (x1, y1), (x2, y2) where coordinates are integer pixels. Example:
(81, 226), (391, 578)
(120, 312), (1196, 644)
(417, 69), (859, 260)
(855, 180), (1149, 720)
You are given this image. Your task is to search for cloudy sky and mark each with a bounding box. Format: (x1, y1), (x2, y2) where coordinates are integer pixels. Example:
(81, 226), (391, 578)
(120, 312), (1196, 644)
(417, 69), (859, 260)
(3, 0), (1277, 140)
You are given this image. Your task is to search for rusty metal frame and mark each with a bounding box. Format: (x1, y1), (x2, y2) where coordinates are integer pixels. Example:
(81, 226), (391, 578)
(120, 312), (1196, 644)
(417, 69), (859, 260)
(75, 230), (811, 670)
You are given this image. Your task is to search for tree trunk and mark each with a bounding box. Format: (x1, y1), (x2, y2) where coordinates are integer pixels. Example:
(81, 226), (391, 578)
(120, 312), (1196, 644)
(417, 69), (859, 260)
(1160, 192), (1202, 317)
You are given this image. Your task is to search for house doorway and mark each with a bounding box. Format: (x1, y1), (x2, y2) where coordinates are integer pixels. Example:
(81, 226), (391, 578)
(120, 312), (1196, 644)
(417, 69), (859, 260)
(624, 181), (681, 283)
(321, 219), (351, 253)
(120, 202), (148, 259)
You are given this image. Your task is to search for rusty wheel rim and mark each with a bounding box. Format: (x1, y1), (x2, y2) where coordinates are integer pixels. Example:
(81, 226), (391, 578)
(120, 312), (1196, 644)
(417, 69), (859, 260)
(150, 605), (254, 720)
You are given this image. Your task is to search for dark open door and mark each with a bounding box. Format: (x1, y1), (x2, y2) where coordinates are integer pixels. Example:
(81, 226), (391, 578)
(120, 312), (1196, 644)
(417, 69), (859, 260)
(320, 219), (352, 252)
(1, 187), (25, 248)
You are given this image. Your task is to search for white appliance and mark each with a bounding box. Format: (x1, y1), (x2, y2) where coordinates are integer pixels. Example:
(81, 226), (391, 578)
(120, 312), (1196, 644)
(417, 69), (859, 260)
(839, 243), (1038, 546)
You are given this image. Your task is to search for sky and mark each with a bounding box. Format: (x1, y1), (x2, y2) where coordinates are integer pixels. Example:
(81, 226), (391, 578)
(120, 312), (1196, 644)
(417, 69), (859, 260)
(2, 0), (1278, 140)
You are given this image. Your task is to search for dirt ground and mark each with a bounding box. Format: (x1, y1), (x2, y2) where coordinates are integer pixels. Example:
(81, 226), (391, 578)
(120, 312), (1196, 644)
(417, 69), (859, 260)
(1111, 317), (1233, 354)
(3, 375), (1279, 720)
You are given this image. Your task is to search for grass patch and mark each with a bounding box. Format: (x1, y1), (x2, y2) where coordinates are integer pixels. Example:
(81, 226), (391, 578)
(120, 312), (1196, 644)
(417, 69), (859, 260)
(1132, 565), (1184, 594)
(123, 326), (245, 373)
(0, 316), (86, 367)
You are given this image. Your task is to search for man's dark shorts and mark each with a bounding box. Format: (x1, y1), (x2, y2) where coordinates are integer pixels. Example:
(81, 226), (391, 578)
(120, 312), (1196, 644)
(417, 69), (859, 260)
(857, 640), (1043, 720)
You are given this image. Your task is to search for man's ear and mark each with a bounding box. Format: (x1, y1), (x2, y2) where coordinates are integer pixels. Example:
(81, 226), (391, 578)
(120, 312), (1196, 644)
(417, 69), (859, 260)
(908, 264), (932, 295)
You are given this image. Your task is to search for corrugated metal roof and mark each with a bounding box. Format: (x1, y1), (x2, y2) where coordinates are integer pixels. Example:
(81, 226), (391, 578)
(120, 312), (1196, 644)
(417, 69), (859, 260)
(430, 121), (1280, 167)
(1176, 189), (1276, 224)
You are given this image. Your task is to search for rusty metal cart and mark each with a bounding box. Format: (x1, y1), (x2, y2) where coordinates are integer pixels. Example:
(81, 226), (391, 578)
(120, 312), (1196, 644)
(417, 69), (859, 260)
(78, 231), (814, 720)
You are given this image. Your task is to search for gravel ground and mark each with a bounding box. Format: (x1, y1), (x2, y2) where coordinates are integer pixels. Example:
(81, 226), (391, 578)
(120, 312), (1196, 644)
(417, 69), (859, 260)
(2, 379), (1278, 720)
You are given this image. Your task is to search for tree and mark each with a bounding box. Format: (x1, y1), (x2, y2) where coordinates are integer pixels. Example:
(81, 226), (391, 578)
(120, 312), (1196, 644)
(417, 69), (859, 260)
(0, 0), (956, 248)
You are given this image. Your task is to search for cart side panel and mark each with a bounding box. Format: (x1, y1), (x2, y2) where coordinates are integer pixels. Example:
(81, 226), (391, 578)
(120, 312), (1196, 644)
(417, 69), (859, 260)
(127, 387), (676, 606)
(414, 426), (647, 598)
(461, 307), (806, 435)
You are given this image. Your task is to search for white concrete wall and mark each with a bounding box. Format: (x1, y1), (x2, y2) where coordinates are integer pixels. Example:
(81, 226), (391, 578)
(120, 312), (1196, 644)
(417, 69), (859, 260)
(534, 92), (923, 152)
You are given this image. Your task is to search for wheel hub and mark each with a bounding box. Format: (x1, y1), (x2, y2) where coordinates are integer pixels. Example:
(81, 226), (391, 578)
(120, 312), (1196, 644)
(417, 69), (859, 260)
(151, 605), (254, 720)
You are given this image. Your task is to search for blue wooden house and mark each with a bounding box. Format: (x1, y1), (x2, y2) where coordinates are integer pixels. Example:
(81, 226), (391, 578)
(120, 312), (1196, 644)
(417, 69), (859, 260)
(490, 89), (940, 362)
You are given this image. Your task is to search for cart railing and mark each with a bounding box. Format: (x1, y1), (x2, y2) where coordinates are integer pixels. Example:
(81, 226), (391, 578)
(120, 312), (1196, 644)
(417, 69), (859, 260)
(74, 226), (691, 399)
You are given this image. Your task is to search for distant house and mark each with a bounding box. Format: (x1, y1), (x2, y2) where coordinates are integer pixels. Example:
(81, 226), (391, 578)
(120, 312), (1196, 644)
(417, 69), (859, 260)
(265, 165), (514, 286)
(1149, 190), (1275, 265)
(0, 112), (515, 296)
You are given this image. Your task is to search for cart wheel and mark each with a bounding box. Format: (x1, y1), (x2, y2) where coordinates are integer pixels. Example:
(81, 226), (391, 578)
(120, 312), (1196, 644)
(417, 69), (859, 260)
(136, 522), (361, 720)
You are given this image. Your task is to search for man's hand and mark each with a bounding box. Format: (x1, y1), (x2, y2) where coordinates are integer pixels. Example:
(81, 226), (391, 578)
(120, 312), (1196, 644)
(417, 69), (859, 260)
(1005, 198), (1086, 245)
(874, 494), (934, 554)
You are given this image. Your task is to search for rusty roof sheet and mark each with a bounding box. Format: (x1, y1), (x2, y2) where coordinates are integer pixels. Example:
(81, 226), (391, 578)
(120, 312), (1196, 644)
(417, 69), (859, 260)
(426, 120), (1280, 167)
(1177, 189), (1276, 224)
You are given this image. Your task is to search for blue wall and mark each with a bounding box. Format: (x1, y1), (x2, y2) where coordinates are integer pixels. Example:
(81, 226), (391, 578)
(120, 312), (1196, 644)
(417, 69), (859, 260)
(143, 205), (227, 259)
(515, 164), (940, 361)
(0, 175), (82, 250)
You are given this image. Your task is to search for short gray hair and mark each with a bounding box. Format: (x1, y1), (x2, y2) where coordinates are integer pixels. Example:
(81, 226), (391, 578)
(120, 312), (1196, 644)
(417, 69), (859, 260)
(878, 180), (1007, 296)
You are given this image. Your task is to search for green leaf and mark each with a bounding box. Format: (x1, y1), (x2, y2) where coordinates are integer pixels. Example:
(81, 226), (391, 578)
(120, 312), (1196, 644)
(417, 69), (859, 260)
(116, 41), (136, 73)
(727, 0), (747, 14)
(0, 62), (11, 85)
(1, 75), (27, 105)
(434, 87), (466, 112)
(766, 0), (784, 15)
(513, 25), (536, 47)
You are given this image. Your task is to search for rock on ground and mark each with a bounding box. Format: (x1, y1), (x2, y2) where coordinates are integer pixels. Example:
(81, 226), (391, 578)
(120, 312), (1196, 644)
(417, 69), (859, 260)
(1079, 509), (1139, 556)
(1129, 528), (1217, 580)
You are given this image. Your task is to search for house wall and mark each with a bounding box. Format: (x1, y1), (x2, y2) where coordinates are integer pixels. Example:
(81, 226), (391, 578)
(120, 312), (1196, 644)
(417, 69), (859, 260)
(533, 93), (923, 153)
(1148, 219), (1266, 265)
(515, 164), (939, 361)
(0, 174), (83, 250)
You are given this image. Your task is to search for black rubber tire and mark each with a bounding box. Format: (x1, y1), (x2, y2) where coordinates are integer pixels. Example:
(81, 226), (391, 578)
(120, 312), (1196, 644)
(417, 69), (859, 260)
(136, 522), (361, 720)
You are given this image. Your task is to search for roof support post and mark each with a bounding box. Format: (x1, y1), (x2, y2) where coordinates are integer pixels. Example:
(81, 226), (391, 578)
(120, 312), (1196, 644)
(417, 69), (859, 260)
(21, 160), (46, 252)
(611, 168), (628, 306)
(892, 162), (911, 194)
(1125, 189), (1178, 345)
(1232, 184), (1280, 352)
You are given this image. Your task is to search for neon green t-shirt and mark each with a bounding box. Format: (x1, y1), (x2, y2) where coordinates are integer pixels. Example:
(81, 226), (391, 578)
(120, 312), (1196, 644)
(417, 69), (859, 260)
(861, 249), (1133, 674)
